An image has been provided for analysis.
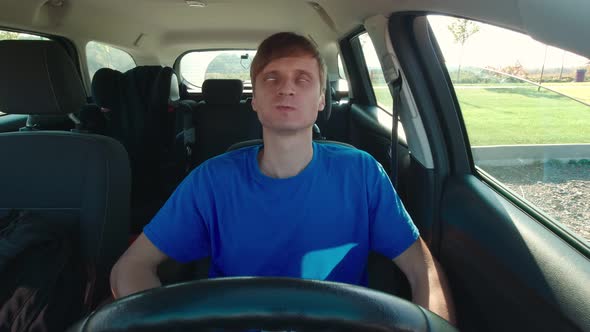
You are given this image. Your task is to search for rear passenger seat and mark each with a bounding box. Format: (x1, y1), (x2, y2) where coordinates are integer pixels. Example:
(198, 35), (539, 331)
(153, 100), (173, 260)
(91, 66), (186, 232)
(190, 79), (262, 167)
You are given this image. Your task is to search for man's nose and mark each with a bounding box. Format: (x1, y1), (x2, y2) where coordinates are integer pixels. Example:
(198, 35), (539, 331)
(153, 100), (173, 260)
(277, 79), (295, 96)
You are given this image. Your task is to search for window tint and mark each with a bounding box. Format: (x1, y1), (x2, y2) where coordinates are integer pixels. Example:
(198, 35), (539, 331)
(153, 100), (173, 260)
(0, 29), (49, 115)
(429, 15), (590, 242)
(180, 50), (256, 92)
(86, 41), (136, 81)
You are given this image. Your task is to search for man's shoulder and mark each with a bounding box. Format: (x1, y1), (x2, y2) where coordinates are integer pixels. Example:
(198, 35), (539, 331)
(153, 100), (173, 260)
(316, 141), (375, 163)
(315, 141), (385, 180)
(193, 144), (259, 176)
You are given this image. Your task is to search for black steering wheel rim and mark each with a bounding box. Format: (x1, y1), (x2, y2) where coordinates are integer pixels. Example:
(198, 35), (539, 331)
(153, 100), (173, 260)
(69, 277), (457, 332)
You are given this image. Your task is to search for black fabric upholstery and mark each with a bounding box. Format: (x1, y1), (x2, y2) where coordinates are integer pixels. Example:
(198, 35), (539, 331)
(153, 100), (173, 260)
(0, 132), (130, 305)
(202, 79), (243, 104)
(0, 39), (132, 308)
(0, 40), (86, 115)
(91, 65), (185, 232)
(192, 83), (261, 166)
(150, 67), (180, 153)
(320, 79), (332, 121)
(91, 68), (123, 111)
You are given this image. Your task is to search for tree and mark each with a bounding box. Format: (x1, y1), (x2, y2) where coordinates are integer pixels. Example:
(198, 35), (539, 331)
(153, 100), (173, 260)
(447, 19), (480, 82)
(501, 61), (528, 78)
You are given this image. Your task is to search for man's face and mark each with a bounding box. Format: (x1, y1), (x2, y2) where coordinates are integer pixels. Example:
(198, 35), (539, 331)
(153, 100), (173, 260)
(252, 55), (325, 135)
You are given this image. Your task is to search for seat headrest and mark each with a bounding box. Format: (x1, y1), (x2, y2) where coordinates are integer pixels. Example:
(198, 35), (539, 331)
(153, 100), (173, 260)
(320, 80), (333, 121)
(0, 40), (86, 115)
(202, 79), (243, 104)
(91, 68), (124, 110)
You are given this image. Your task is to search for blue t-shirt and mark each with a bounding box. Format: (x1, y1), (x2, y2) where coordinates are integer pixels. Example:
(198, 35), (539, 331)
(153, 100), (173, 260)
(144, 142), (419, 286)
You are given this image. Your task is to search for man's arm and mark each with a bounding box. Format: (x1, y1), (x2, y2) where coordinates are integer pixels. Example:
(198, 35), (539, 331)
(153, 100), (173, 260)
(393, 237), (456, 325)
(110, 233), (169, 299)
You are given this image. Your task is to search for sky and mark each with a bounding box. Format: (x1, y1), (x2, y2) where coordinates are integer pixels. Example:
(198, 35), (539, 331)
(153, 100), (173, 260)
(427, 15), (589, 70)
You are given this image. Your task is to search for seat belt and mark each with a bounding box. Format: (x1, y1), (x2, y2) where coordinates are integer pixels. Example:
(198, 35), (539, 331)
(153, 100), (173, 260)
(387, 70), (403, 189)
(175, 100), (196, 174)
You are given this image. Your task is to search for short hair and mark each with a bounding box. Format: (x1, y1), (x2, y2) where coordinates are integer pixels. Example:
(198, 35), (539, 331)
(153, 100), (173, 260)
(250, 32), (327, 93)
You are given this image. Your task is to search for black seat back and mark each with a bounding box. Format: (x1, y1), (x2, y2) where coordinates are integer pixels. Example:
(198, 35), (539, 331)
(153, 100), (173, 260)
(91, 65), (182, 232)
(0, 39), (131, 306)
(192, 79), (262, 166)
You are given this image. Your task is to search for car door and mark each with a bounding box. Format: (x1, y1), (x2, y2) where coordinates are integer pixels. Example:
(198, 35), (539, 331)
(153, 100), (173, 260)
(385, 12), (590, 332)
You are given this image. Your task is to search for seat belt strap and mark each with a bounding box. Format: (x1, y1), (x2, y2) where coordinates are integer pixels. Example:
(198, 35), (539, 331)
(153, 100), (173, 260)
(387, 70), (403, 189)
(177, 101), (195, 174)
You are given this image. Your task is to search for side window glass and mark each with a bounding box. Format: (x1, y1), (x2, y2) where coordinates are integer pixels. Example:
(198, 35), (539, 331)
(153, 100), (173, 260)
(86, 41), (136, 81)
(355, 32), (405, 139)
(336, 53), (350, 95)
(429, 15), (590, 242)
(357, 33), (393, 111)
(0, 29), (48, 115)
(0, 30), (47, 41)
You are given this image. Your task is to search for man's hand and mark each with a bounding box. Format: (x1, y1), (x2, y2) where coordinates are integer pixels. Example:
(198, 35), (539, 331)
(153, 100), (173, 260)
(110, 233), (169, 299)
(393, 237), (456, 325)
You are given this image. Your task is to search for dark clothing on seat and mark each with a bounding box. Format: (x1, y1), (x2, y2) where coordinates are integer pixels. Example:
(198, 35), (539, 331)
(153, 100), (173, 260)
(92, 66), (183, 232)
(0, 210), (85, 332)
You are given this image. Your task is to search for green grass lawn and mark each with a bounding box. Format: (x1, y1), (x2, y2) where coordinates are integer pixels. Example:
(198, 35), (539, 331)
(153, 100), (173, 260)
(374, 84), (590, 146)
(539, 83), (590, 104)
(456, 86), (590, 145)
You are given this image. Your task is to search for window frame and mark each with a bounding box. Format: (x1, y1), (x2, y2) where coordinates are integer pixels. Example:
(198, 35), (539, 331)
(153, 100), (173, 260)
(419, 13), (590, 252)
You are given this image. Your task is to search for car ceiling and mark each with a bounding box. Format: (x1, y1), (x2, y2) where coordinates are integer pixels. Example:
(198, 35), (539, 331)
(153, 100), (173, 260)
(0, 0), (588, 66)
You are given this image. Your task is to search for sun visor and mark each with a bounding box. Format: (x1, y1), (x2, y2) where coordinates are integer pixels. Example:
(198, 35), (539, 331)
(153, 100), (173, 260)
(518, 0), (590, 57)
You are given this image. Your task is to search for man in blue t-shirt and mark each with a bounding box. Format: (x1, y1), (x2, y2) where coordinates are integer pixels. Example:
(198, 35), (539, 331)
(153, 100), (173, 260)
(111, 32), (455, 323)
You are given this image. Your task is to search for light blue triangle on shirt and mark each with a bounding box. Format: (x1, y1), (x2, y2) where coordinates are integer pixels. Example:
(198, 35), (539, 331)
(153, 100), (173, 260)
(301, 243), (358, 280)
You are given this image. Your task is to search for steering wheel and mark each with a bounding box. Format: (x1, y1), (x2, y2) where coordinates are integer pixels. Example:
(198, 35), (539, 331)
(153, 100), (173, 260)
(68, 277), (457, 331)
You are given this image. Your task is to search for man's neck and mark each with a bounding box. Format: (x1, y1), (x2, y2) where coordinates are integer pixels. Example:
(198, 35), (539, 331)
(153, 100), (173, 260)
(258, 129), (314, 179)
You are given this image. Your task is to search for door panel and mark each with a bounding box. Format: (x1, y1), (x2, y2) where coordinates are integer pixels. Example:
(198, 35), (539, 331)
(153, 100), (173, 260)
(441, 175), (590, 331)
(349, 104), (391, 172)
(348, 103), (439, 243)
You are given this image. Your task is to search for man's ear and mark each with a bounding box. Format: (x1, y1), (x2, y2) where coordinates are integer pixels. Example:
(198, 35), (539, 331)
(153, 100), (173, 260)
(251, 93), (258, 113)
(318, 92), (325, 112)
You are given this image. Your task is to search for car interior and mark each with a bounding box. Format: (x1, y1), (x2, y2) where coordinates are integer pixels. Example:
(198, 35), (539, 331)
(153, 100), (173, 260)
(0, 0), (589, 331)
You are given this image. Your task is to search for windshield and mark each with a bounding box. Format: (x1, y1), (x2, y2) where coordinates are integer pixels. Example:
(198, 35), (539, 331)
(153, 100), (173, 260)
(180, 50), (256, 92)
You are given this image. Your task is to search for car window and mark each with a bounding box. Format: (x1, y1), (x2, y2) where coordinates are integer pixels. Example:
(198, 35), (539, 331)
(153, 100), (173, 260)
(357, 33), (393, 112)
(179, 50), (256, 93)
(0, 29), (48, 115)
(336, 53), (350, 94)
(354, 32), (406, 139)
(86, 41), (136, 81)
(428, 15), (590, 242)
(0, 29), (47, 41)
